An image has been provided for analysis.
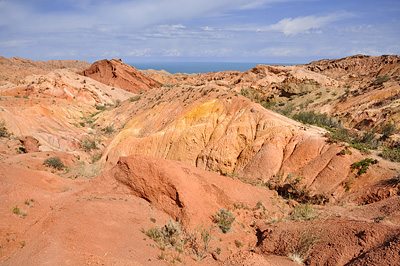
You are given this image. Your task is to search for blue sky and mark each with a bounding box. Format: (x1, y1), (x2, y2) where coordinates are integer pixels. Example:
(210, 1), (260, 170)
(0, 0), (399, 63)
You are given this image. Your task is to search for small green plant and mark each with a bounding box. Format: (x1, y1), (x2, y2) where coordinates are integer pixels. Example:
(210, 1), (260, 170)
(213, 209), (235, 233)
(374, 75), (390, 86)
(95, 105), (107, 111)
(0, 120), (10, 138)
(90, 153), (102, 163)
(12, 206), (26, 217)
(103, 125), (115, 135)
(234, 240), (244, 248)
(81, 137), (99, 152)
(289, 204), (316, 221)
(374, 215), (387, 223)
(380, 123), (397, 140)
(43, 157), (65, 170)
(186, 225), (212, 261)
(344, 178), (354, 191)
(143, 219), (186, 253)
(351, 158), (378, 177)
(129, 95), (141, 102)
(288, 228), (322, 264)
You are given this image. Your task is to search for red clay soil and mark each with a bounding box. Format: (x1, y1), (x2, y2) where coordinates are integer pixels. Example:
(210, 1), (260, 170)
(0, 154), (292, 265)
(80, 59), (162, 93)
(94, 154), (283, 226)
(256, 217), (400, 266)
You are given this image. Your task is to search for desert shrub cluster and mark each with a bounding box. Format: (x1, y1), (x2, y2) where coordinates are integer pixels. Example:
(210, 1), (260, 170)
(43, 157), (65, 170)
(81, 136), (99, 152)
(351, 158), (378, 177)
(293, 111), (340, 129)
(213, 208), (235, 233)
(142, 219), (212, 261)
(0, 121), (10, 138)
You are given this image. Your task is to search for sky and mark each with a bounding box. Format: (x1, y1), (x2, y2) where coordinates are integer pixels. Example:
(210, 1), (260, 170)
(0, 0), (399, 63)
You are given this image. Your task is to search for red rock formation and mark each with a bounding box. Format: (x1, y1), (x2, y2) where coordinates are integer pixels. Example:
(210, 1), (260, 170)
(305, 54), (400, 79)
(80, 59), (162, 93)
(19, 136), (40, 153)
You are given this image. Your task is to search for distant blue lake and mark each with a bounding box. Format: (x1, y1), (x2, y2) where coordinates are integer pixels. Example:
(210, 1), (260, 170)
(129, 62), (297, 74)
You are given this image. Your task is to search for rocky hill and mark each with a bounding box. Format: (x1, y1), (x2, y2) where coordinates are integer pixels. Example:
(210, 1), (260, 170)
(80, 59), (162, 93)
(0, 56), (399, 266)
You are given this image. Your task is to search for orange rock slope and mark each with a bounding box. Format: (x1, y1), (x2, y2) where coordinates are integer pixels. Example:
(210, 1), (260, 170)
(80, 59), (162, 93)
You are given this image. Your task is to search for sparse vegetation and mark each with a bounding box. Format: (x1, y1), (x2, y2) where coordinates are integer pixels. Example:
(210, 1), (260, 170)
(374, 75), (390, 86)
(293, 111), (340, 129)
(351, 158), (378, 177)
(380, 148), (400, 162)
(43, 157), (65, 170)
(213, 209), (235, 233)
(81, 136), (99, 152)
(267, 173), (329, 205)
(374, 215), (387, 223)
(143, 219), (186, 252)
(326, 128), (379, 153)
(288, 228), (322, 264)
(129, 95), (141, 102)
(90, 152), (102, 163)
(380, 123), (397, 140)
(143, 220), (212, 261)
(186, 225), (212, 261)
(95, 105), (107, 111)
(103, 125), (115, 135)
(12, 206), (26, 217)
(0, 120), (11, 138)
(234, 240), (244, 248)
(289, 204), (317, 221)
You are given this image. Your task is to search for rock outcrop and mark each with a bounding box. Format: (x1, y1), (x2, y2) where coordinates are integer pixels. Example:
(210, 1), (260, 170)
(80, 59), (162, 93)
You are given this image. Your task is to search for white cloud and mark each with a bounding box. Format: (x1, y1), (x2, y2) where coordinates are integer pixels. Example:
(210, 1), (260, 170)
(0, 40), (34, 48)
(128, 49), (152, 57)
(201, 26), (213, 31)
(162, 49), (181, 57)
(269, 13), (353, 35)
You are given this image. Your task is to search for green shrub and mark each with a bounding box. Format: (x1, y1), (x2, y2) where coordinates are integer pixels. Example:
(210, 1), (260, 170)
(351, 158), (378, 177)
(380, 148), (400, 162)
(129, 95), (141, 102)
(81, 137), (99, 152)
(12, 206), (26, 217)
(43, 157), (65, 170)
(325, 128), (351, 144)
(95, 105), (107, 111)
(213, 209), (235, 233)
(374, 75), (390, 86)
(293, 111), (340, 129)
(90, 153), (102, 163)
(103, 125), (115, 135)
(380, 123), (397, 140)
(0, 121), (10, 138)
(143, 219), (186, 252)
(326, 129), (378, 153)
(288, 228), (322, 264)
(353, 130), (379, 150)
(289, 204), (316, 221)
